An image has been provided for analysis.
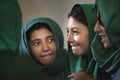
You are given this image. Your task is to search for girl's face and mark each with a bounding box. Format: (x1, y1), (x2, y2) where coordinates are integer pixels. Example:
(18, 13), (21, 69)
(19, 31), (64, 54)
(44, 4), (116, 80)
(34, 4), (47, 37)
(67, 17), (89, 55)
(94, 9), (112, 48)
(29, 27), (57, 65)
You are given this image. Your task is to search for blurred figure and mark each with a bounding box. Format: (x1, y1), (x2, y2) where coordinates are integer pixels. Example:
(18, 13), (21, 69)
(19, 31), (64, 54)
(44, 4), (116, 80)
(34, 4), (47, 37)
(91, 0), (120, 80)
(0, 1), (45, 80)
(0, 0), (21, 52)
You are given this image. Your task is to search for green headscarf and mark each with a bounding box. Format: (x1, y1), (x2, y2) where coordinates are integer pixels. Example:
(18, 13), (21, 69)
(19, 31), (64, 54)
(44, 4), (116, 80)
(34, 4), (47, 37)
(95, 0), (120, 48)
(68, 4), (98, 79)
(0, 0), (22, 52)
(19, 17), (70, 78)
(91, 0), (120, 77)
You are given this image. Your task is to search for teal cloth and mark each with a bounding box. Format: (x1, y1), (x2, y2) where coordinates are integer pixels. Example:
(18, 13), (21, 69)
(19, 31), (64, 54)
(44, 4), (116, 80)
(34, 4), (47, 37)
(0, 0), (22, 52)
(91, 0), (120, 78)
(19, 17), (70, 80)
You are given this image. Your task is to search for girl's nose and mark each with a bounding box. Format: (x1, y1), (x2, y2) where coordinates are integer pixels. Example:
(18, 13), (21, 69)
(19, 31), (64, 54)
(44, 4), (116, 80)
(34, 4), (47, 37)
(42, 42), (49, 52)
(94, 21), (102, 33)
(67, 33), (74, 43)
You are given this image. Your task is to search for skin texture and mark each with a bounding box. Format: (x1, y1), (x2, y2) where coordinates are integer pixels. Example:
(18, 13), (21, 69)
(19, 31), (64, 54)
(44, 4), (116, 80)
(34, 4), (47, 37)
(29, 27), (57, 65)
(67, 17), (89, 56)
(94, 9), (112, 48)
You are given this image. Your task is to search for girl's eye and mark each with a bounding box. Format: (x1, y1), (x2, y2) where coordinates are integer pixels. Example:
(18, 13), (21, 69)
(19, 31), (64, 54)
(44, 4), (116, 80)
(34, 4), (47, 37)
(67, 30), (69, 34)
(97, 12), (104, 26)
(66, 28), (69, 33)
(31, 41), (40, 46)
(98, 18), (103, 26)
(73, 30), (79, 33)
(66, 30), (69, 36)
(72, 29), (80, 34)
(48, 37), (55, 42)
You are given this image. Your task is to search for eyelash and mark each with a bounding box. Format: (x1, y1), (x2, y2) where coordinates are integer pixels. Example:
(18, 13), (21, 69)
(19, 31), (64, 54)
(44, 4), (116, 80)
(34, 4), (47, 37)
(32, 41), (40, 46)
(73, 30), (79, 33)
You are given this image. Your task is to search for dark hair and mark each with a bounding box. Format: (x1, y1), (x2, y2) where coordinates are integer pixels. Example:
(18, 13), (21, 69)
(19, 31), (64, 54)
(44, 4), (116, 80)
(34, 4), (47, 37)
(68, 4), (88, 26)
(26, 22), (52, 42)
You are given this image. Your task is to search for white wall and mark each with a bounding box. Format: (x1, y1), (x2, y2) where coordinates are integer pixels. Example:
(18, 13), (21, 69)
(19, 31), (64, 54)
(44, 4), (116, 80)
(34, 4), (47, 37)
(18, 0), (95, 49)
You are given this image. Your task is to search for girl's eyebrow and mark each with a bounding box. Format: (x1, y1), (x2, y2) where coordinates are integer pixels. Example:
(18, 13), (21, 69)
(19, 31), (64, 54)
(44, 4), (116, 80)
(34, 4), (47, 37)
(46, 35), (54, 39)
(30, 39), (40, 43)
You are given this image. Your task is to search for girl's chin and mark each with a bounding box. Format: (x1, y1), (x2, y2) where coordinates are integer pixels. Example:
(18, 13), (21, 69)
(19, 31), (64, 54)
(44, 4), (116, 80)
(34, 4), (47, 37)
(72, 50), (83, 56)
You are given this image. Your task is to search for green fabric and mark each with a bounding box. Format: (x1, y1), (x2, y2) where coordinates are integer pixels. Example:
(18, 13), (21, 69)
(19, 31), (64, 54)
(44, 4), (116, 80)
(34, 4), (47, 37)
(91, 0), (120, 77)
(0, 50), (69, 80)
(0, 0), (22, 52)
(95, 0), (120, 48)
(81, 4), (96, 43)
(91, 34), (120, 75)
(0, 50), (42, 80)
(19, 17), (70, 80)
(68, 4), (98, 79)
